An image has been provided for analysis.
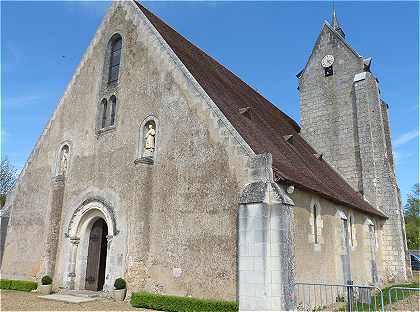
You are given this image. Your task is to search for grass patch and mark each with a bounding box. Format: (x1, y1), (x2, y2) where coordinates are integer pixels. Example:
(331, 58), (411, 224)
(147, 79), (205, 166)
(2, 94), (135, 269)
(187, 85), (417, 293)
(130, 291), (238, 312)
(0, 279), (38, 292)
(352, 282), (419, 311)
(382, 282), (419, 307)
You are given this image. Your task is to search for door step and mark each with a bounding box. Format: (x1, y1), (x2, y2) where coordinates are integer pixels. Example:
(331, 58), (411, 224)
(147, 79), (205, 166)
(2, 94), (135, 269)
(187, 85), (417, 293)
(60, 289), (103, 298)
(38, 294), (96, 303)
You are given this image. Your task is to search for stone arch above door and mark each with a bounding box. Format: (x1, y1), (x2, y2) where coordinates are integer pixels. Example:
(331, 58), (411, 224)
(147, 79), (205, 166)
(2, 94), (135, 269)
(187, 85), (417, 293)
(66, 197), (119, 239)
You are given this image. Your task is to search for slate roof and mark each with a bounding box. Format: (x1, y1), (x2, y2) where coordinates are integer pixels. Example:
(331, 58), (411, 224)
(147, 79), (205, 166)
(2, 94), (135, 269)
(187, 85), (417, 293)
(134, 1), (386, 219)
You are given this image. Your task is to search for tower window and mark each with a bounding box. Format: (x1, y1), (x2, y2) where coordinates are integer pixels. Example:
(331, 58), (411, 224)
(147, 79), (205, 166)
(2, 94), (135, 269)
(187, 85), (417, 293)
(108, 34), (122, 84)
(324, 65), (333, 77)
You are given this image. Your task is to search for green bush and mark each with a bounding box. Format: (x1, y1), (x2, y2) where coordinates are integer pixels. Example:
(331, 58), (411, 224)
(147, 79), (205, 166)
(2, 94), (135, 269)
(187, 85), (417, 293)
(0, 279), (37, 292)
(0, 279), (12, 289)
(41, 275), (52, 285)
(114, 277), (126, 290)
(131, 292), (238, 312)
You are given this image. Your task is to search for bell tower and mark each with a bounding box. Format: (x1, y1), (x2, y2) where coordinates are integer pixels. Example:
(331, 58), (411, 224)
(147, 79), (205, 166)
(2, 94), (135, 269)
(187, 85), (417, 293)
(297, 9), (409, 282)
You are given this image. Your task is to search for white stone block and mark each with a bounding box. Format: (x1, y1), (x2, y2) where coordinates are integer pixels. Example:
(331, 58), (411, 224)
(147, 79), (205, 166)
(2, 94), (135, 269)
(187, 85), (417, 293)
(270, 256), (282, 270)
(239, 243), (250, 257)
(270, 230), (281, 244)
(241, 285), (256, 297)
(255, 297), (271, 310)
(254, 230), (266, 243)
(254, 257), (265, 271)
(255, 286), (271, 297)
(270, 243), (281, 256)
(240, 257), (254, 271)
(271, 283), (282, 294)
(271, 297), (282, 310)
(248, 271), (265, 284)
(271, 270), (282, 284)
(240, 296), (256, 311)
(270, 216), (286, 231)
(253, 243), (267, 257)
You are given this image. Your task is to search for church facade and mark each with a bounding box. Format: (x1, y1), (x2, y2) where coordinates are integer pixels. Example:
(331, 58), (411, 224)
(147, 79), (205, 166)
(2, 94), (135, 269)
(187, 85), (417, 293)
(0, 1), (408, 310)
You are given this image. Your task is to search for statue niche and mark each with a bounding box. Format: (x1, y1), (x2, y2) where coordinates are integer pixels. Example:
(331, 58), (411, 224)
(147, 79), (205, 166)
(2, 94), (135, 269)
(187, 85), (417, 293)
(143, 121), (156, 159)
(136, 119), (157, 165)
(59, 145), (70, 177)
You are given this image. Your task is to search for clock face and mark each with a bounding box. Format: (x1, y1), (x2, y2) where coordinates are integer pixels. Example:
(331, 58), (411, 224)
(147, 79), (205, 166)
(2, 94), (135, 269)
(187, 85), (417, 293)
(321, 54), (335, 68)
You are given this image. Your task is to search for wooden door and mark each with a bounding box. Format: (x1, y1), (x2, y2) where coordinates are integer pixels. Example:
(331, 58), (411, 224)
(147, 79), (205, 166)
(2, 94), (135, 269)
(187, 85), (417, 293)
(85, 219), (106, 291)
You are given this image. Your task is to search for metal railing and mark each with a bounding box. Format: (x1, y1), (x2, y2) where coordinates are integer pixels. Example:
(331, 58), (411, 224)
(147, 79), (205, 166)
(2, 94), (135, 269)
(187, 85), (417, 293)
(387, 287), (419, 311)
(295, 282), (384, 311)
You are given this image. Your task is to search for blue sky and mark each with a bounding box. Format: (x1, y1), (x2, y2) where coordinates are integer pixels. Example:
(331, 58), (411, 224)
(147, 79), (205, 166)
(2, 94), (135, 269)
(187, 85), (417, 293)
(1, 1), (419, 204)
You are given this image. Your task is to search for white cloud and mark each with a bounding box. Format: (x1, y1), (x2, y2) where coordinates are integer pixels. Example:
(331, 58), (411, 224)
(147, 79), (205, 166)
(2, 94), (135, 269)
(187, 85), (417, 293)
(393, 129), (419, 148)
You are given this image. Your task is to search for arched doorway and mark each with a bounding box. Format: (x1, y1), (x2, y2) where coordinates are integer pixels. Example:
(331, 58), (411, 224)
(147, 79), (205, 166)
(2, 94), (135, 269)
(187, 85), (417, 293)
(66, 198), (121, 291)
(85, 218), (108, 291)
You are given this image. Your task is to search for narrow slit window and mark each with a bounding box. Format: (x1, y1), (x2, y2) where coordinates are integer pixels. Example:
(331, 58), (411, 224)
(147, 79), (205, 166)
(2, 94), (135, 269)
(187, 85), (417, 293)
(313, 205), (318, 244)
(108, 35), (122, 84)
(101, 99), (108, 128)
(110, 95), (117, 126)
(349, 215), (354, 246)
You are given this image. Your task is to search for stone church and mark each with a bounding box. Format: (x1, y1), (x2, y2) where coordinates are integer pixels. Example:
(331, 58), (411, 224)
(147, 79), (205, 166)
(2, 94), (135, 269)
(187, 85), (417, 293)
(0, 1), (409, 310)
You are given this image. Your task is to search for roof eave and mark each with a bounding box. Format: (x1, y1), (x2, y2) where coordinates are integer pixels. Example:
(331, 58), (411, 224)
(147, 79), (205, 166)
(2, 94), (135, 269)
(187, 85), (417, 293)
(277, 178), (387, 219)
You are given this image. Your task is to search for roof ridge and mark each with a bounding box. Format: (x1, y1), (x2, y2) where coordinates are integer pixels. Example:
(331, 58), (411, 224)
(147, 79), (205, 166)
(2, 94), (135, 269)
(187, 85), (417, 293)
(133, 1), (386, 219)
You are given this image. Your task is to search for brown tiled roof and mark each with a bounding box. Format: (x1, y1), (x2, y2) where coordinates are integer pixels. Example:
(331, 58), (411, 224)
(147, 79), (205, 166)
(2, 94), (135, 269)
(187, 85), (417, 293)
(134, 1), (386, 219)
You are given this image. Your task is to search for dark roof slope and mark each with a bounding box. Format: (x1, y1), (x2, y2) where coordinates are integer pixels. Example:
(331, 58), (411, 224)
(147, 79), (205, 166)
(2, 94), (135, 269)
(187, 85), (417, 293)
(134, 1), (386, 219)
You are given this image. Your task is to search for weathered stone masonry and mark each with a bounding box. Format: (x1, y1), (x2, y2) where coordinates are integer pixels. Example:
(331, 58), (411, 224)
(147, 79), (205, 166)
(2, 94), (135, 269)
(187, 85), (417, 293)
(299, 19), (408, 282)
(0, 2), (404, 311)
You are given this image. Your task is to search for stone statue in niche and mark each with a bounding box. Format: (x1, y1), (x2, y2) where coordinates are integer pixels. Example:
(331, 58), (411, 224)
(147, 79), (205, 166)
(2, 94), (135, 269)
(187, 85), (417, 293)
(59, 146), (69, 176)
(143, 123), (156, 158)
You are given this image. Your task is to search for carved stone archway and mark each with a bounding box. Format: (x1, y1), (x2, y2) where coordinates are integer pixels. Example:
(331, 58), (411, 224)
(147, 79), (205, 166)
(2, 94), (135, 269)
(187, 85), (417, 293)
(65, 198), (119, 291)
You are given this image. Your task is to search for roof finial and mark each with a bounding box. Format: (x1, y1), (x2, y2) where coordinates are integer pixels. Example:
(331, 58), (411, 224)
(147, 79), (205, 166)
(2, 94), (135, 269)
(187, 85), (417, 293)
(331, 3), (346, 38)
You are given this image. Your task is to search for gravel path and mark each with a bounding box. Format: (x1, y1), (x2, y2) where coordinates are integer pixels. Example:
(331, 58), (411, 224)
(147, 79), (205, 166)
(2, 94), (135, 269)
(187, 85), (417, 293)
(0, 290), (157, 311)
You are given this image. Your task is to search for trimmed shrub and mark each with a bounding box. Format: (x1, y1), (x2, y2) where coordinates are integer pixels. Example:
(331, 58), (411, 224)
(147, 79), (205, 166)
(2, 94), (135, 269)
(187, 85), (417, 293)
(41, 275), (52, 285)
(0, 279), (37, 292)
(0, 279), (12, 289)
(130, 292), (238, 312)
(114, 277), (126, 290)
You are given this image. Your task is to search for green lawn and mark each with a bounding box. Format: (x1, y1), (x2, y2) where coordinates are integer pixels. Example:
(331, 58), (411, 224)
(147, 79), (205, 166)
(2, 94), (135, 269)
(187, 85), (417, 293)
(353, 282), (419, 311)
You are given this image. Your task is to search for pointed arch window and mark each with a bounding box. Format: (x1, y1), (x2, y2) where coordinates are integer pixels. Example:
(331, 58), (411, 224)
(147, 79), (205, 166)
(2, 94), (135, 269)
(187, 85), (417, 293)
(108, 34), (122, 84)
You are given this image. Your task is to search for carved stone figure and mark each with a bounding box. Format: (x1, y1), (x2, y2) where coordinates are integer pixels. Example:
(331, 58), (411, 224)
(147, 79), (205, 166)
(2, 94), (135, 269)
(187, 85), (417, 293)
(144, 124), (156, 157)
(60, 147), (69, 176)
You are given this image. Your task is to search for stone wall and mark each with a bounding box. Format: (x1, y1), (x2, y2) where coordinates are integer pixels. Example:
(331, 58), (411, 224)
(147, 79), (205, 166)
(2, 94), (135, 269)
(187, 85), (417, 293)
(353, 73), (407, 281)
(238, 154), (295, 311)
(291, 189), (385, 286)
(300, 24), (364, 192)
(1, 1), (254, 301)
(299, 23), (407, 282)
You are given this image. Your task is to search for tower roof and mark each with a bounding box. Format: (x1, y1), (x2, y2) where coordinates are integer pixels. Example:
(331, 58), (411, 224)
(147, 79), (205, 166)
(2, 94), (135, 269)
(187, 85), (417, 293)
(332, 7), (345, 38)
